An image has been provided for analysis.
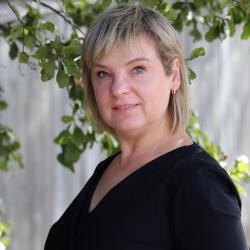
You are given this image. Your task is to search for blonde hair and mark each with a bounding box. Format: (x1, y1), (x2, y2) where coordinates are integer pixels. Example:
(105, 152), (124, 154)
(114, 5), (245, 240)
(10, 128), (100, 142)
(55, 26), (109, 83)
(81, 3), (190, 135)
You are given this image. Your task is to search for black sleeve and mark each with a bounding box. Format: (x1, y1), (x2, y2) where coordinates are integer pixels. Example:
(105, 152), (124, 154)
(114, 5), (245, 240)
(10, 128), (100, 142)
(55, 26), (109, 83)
(173, 168), (248, 250)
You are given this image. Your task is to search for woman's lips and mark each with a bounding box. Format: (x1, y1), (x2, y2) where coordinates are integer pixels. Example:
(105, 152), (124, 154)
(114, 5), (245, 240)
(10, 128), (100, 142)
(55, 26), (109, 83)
(113, 104), (139, 111)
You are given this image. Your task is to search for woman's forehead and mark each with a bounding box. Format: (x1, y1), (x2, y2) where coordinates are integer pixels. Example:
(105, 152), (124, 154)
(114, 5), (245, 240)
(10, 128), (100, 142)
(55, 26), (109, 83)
(94, 34), (157, 64)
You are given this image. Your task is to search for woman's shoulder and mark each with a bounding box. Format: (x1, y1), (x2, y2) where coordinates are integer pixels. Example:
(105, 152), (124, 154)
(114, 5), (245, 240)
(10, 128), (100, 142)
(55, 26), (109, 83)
(166, 142), (241, 209)
(44, 153), (120, 249)
(170, 142), (231, 180)
(168, 143), (247, 250)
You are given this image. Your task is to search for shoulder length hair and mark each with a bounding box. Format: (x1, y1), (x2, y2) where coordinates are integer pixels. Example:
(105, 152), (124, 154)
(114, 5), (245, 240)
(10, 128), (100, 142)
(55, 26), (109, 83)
(81, 3), (190, 136)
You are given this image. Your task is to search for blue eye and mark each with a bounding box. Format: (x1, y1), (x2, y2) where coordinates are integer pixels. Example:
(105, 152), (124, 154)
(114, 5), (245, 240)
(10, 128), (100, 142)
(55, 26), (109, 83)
(97, 71), (110, 78)
(133, 66), (145, 74)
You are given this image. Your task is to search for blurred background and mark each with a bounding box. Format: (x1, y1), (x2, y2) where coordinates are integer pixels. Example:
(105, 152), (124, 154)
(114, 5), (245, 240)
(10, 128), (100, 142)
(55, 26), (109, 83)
(0, 1), (250, 250)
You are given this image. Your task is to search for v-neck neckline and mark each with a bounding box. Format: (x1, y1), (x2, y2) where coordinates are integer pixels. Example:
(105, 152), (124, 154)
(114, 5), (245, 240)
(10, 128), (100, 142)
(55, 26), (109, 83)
(87, 142), (196, 216)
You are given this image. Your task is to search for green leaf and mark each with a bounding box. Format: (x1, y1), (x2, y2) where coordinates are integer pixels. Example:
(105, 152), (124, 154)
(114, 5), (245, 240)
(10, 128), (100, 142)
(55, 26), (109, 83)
(101, 133), (119, 156)
(73, 103), (80, 114)
(190, 27), (202, 41)
(64, 144), (81, 165)
(218, 22), (227, 41)
(57, 152), (74, 172)
(7, 141), (20, 151)
(172, 15), (183, 31)
(156, 2), (177, 22)
(9, 42), (19, 60)
(0, 100), (8, 111)
(0, 123), (23, 170)
(63, 59), (80, 77)
(230, 6), (244, 24)
(8, 24), (23, 40)
(0, 153), (8, 171)
(18, 51), (29, 64)
(62, 40), (82, 57)
(12, 153), (25, 169)
(72, 126), (86, 147)
(56, 66), (70, 88)
(188, 67), (196, 80)
(61, 115), (74, 124)
(165, 9), (177, 22)
(69, 84), (84, 101)
(172, 2), (186, 9)
(35, 45), (49, 59)
(40, 21), (55, 32)
(24, 34), (36, 48)
(227, 18), (236, 37)
(205, 28), (215, 42)
(54, 129), (72, 145)
(49, 37), (63, 55)
(26, 4), (43, 21)
(241, 20), (250, 40)
(41, 59), (55, 81)
(205, 24), (221, 42)
(238, 162), (249, 173)
(156, 2), (168, 12)
(187, 47), (205, 61)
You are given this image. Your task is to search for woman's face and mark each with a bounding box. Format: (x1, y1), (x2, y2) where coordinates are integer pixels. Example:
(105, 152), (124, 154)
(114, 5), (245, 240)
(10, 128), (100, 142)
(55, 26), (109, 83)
(91, 35), (180, 138)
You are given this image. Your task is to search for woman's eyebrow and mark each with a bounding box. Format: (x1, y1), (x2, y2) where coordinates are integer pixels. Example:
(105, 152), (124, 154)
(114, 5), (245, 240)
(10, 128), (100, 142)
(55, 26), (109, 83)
(125, 57), (151, 65)
(93, 58), (150, 69)
(93, 64), (109, 69)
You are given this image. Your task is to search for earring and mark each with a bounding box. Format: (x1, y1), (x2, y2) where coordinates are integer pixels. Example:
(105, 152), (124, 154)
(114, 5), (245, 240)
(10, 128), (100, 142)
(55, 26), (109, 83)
(171, 88), (176, 95)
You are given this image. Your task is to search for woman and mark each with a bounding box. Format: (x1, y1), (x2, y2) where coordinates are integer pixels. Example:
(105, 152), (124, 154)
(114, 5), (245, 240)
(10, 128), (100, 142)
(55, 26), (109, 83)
(45, 4), (248, 250)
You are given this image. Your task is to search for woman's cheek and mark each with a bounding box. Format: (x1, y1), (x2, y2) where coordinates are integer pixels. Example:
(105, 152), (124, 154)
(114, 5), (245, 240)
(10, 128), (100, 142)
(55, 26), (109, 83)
(132, 72), (150, 82)
(94, 79), (110, 93)
(98, 78), (113, 91)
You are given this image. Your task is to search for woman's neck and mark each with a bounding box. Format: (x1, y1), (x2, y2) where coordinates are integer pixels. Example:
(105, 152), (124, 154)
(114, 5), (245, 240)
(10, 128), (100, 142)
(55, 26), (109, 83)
(115, 123), (192, 170)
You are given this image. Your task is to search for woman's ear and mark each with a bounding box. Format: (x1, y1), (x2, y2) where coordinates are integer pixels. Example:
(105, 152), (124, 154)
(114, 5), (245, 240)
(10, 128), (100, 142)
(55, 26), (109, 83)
(170, 58), (181, 91)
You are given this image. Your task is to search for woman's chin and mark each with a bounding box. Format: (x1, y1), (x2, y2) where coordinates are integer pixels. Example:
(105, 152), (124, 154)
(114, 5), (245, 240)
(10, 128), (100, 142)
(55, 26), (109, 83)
(113, 122), (145, 137)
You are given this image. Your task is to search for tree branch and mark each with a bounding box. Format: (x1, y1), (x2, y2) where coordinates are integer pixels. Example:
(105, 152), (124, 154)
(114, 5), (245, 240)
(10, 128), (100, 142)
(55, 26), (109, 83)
(37, 1), (85, 36)
(6, 1), (23, 25)
(5, 0), (42, 47)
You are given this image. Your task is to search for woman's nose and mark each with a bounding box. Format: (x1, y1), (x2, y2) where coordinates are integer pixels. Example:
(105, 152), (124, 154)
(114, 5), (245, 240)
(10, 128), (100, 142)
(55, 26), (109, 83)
(111, 74), (130, 97)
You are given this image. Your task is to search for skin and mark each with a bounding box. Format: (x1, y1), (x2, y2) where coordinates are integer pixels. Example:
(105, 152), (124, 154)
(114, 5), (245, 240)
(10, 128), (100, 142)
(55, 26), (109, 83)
(89, 35), (192, 211)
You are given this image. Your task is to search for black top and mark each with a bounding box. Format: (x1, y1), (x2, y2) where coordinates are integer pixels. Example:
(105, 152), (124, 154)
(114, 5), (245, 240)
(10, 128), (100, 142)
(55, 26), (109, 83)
(44, 142), (248, 250)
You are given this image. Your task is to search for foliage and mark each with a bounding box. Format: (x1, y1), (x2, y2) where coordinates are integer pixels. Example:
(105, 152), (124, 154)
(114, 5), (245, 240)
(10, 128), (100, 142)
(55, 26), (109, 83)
(0, 0), (249, 247)
(0, 0), (249, 175)
(0, 86), (24, 171)
(0, 200), (10, 249)
(0, 0), (249, 174)
(188, 112), (250, 196)
(0, 86), (22, 248)
(171, 0), (250, 42)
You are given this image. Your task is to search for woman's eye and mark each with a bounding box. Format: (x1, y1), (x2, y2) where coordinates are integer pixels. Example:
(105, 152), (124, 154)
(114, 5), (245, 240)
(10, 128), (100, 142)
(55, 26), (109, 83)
(96, 71), (110, 78)
(133, 65), (145, 74)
